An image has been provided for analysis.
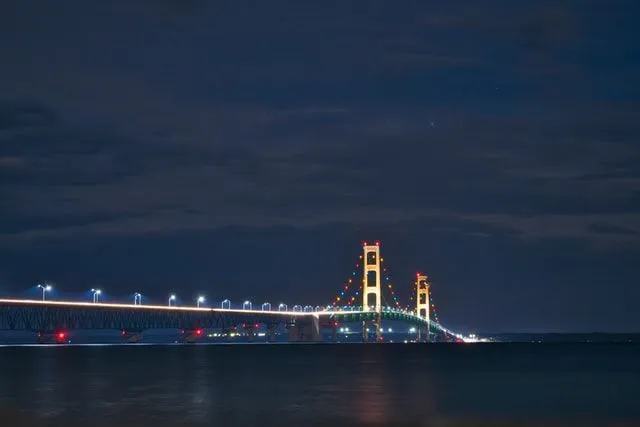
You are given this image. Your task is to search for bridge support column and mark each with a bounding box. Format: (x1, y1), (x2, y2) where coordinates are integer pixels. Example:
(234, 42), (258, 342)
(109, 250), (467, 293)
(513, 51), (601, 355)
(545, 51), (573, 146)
(319, 318), (338, 342)
(243, 324), (256, 342)
(266, 323), (278, 343)
(362, 243), (382, 313)
(362, 320), (367, 342)
(120, 329), (144, 343)
(36, 330), (70, 344)
(362, 318), (382, 343)
(180, 328), (205, 343)
(416, 273), (431, 344)
(415, 325), (431, 343)
(288, 316), (321, 342)
(361, 242), (383, 342)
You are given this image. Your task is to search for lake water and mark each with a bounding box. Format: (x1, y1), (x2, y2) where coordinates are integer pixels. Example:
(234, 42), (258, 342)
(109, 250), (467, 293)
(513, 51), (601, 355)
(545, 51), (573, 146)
(0, 343), (638, 426)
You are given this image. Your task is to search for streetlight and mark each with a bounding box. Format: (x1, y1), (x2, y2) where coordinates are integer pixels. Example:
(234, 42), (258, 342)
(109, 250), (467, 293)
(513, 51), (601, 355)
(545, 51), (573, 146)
(278, 303), (287, 312)
(242, 300), (252, 310)
(134, 293), (142, 305)
(91, 288), (101, 303)
(197, 296), (205, 308)
(221, 299), (231, 309)
(168, 294), (176, 306)
(37, 284), (52, 301)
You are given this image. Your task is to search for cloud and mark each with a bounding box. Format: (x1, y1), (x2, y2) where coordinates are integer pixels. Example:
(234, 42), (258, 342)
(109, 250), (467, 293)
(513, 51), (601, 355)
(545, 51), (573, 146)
(1, 0), (639, 250)
(1, 96), (639, 250)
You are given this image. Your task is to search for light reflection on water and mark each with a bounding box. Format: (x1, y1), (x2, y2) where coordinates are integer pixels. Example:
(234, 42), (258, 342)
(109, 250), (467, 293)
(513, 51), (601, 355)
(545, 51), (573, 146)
(0, 343), (639, 426)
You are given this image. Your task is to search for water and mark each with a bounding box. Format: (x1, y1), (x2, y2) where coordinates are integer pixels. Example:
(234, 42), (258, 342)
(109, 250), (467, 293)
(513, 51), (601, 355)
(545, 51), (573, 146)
(0, 343), (638, 427)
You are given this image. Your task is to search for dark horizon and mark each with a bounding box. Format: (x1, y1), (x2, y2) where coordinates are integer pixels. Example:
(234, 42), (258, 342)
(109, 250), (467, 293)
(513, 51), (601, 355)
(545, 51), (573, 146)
(2, 0), (640, 334)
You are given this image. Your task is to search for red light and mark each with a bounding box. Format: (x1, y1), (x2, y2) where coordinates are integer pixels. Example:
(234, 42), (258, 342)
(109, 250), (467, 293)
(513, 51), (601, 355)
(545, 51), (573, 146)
(196, 329), (202, 336)
(363, 241), (368, 246)
(254, 324), (259, 329)
(58, 332), (66, 339)
(375, 241), (380, 246)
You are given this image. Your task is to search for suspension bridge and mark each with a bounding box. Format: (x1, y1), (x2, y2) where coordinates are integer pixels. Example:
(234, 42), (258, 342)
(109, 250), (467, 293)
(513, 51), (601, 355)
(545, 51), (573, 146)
(0, 242), (475, 344)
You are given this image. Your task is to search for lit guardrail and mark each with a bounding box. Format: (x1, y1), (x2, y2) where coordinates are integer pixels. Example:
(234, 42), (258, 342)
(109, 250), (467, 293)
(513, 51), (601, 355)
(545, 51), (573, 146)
(0, 299), (357, 317)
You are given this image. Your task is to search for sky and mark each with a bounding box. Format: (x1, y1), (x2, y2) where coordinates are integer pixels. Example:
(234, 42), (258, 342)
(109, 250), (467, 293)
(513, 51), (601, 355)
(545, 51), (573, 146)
(1, 0), (639, 333)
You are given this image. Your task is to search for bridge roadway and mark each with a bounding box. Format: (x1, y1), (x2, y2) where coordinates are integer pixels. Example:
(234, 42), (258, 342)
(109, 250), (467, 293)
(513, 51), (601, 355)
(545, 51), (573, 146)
(0, 298), (454, 343)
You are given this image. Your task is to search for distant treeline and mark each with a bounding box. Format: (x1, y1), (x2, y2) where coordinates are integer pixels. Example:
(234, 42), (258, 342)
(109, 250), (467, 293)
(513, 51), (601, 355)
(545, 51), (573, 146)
(487, 333), (640, 343)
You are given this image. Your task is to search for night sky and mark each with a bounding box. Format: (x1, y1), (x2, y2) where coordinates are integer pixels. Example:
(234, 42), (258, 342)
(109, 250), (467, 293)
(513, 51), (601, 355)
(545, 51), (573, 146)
(1, 1), (639, 333)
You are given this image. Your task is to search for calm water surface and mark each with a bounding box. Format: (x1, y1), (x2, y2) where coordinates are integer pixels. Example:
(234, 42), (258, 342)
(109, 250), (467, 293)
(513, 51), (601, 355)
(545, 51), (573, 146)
(0, 343), (638, 427)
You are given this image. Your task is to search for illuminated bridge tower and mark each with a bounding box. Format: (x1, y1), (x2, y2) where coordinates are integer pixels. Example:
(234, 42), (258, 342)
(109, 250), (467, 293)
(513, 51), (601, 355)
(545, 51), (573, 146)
(416, 273), (430, 343)
(362, 242), (382, 342)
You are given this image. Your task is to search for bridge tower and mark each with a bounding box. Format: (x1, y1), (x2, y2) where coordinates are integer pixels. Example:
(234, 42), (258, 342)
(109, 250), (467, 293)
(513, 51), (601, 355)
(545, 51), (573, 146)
(362, 242), (382, 342)
(416, 273), (430, 342)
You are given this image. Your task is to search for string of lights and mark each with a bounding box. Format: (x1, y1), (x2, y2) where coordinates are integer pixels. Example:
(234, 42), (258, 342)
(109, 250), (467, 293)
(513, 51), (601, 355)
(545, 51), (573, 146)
(380, 257), (404, 310)
(429, 287), (441, 324)
(331, 255), (363, 307)
(407, 281), (416, 313)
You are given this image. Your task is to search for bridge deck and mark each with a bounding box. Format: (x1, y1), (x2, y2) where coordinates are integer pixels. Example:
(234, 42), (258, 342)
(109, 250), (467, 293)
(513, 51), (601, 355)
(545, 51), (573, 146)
(0, 299), (448, 336)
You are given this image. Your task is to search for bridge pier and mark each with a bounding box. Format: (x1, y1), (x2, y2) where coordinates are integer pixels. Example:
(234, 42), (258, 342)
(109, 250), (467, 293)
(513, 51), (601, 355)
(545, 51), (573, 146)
(180, 328), (205, 343)
(36, 330), (70, 344)
(266, 323), (278, 343)
(288, 316), (321, 342)
(120, 329), (144, 343)
(415, 325), (432, 343)
(319, 318), (338, 343)
(362, 318), (383, 343)
(243, 323), (256, 342)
